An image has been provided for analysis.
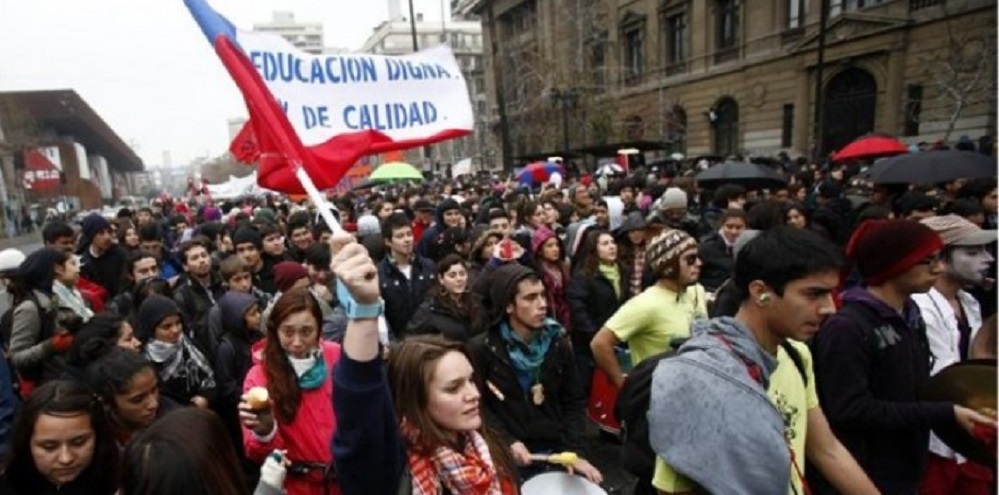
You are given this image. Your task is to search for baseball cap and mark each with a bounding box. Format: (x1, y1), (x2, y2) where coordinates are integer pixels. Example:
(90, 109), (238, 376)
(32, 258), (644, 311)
(920, 214), (997, 246)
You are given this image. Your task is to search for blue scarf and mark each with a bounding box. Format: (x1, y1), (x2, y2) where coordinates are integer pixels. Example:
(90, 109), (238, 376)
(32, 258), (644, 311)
(290, 351), (328, 390)
(499, 319), (561, 392)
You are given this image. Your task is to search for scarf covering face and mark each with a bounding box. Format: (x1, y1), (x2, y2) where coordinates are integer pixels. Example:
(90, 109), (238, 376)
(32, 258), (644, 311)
(287, 350), (327, 390)
(145, 334), (215, 392)
(648, 317), (789, 495)
(52, 281), (93, 321)
(402, 421), (504, 495)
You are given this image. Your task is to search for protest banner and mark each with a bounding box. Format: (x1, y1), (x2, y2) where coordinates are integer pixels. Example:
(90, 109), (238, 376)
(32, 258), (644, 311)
(185, 0), (473, 195)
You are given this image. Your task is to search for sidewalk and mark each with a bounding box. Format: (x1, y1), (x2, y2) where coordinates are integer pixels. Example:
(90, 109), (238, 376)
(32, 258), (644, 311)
(0, 232), (42, 250)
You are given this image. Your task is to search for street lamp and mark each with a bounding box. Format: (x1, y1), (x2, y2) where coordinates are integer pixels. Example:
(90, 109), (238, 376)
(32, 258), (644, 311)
(543, 87), (579, 151)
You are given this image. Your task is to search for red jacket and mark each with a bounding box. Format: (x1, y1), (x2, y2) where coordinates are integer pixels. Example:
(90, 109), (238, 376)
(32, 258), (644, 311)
(242, 341), (341, 495)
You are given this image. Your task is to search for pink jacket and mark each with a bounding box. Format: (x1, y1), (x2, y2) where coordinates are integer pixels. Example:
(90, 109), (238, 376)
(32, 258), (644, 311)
(242, 341), (341, 495)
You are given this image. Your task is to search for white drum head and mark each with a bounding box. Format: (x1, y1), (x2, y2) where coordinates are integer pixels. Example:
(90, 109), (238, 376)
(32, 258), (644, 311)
(522, 472), (608, 495)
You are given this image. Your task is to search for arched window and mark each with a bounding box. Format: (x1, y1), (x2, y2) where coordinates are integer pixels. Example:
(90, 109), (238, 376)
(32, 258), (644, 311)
(822, 68), (876, 155)
(712, 97), (739, 157)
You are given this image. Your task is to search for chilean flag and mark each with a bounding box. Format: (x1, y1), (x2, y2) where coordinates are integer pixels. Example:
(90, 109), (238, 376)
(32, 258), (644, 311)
(184, 0), (473, 194)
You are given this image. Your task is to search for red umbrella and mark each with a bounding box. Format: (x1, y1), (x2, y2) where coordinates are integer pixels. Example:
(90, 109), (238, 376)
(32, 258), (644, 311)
(832, 134), (909, 163)
(516, 161), (565, 184)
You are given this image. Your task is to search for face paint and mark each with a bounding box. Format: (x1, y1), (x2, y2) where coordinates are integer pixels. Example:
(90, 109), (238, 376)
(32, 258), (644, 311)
(947, 246), (994, 284)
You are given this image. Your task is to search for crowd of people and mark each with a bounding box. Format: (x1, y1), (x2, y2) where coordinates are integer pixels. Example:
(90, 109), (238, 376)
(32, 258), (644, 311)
(0, 154), (994, 495)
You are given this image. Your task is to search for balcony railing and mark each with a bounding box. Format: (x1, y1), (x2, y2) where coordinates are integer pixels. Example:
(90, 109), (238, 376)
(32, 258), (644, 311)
(713, 46), (738, 64)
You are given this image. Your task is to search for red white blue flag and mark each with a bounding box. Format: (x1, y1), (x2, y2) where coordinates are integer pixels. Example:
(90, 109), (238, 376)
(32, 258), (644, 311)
(184, 0), (474, 193)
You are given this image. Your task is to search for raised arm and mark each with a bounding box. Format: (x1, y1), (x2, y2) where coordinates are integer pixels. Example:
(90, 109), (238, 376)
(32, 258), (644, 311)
(328, 232), (405, 495)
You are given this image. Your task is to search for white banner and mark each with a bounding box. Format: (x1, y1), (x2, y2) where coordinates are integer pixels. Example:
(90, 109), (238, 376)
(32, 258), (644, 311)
(236, 31), (474, 147)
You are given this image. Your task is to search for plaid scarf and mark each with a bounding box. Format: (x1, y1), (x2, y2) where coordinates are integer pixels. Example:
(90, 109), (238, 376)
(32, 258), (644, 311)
(630, 246), (645, 297)
(402, 421), (504, 495)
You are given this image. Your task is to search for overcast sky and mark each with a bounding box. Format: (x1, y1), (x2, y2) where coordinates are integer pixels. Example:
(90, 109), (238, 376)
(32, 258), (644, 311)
(0, 0), (452, 168)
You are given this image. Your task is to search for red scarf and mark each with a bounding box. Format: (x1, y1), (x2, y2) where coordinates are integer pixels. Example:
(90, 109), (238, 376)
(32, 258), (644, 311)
(401, 421), (515, 495)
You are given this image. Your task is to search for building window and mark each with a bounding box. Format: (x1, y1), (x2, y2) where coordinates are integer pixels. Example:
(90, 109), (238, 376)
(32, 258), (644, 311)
(787, 0), (806, 29)
(781, 104), (794, 148)
(625, 29), (644, 84)
(499, 0), (537, 39)
(904, 85), (923, 137)
(715, 0), (739, 62)
(667, 105), (687, 153)
(712, 97), (739, 157)
(829, 0), (883, 16)
(665, 13), (687, 70)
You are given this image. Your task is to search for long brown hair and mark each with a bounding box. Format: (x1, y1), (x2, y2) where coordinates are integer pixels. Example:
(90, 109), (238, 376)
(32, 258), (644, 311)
(388, 336), (516, 482)
(264, 287), (323, 424)
(2, 380), (120, 495)
(577, 229), (619, 278)
(433, 255), (483, 325)
(121, 408), (248, 495)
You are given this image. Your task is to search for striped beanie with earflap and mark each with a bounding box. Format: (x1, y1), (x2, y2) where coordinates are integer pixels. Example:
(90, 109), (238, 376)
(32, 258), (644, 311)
(646, 229), (698, 280)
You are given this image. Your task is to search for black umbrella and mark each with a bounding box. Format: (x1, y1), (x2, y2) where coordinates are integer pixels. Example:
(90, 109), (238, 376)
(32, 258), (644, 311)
(695, 161), (787, 190)
(861, 150), (996, 184)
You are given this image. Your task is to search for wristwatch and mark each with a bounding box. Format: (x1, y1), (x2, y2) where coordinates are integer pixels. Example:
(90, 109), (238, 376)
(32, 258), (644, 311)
(336, 280), (383, 320)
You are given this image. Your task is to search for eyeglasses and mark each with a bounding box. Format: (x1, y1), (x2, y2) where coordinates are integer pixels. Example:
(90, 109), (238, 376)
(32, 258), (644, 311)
(917, 253), (942, 265)
(682, 253), (700, 265)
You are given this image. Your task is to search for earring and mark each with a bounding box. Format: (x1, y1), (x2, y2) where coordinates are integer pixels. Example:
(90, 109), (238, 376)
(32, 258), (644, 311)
(757, 293), (771, 306)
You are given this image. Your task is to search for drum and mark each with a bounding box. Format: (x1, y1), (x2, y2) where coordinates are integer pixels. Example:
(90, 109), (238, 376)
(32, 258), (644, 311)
(587, 346), (633, 435)
(522, 472), (608, 495)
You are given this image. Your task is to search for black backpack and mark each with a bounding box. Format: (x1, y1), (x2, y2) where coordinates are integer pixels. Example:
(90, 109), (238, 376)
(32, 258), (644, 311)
(614, 339), (808, 480)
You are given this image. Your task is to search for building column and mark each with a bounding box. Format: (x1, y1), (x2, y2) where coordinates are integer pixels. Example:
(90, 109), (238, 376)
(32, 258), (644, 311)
(881, 49), (905, 135)
(794, 68), (810, 157)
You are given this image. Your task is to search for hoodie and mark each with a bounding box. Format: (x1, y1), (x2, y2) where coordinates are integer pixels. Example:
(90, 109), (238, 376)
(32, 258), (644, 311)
(649, 317), (790, 495)
(415, 198), (460, 257)
(215, 292), (260, 408)
(810, 286), (956, 494)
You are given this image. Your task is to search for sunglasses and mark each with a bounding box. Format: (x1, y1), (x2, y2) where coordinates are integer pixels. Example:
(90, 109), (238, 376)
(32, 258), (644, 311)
(682, 253), (700, 265)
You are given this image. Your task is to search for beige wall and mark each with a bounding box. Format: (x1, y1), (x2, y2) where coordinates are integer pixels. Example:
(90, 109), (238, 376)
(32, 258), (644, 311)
(480, 0), (996, 164)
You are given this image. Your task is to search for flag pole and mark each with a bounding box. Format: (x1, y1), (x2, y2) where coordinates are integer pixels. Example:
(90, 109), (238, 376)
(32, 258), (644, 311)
(292, 161), (343, 234)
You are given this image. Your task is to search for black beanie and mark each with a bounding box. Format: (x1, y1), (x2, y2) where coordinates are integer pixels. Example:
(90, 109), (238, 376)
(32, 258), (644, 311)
(137, 295), (182, 343)
(233, 227), (263, 250)
(488, 264), (537, 324)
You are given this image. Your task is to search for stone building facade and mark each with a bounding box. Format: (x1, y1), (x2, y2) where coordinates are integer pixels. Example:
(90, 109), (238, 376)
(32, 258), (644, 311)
(472, 0), (996, 165)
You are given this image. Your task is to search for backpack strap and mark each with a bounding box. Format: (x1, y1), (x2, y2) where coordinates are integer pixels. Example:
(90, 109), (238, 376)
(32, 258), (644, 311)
(778, 340), (808, 387)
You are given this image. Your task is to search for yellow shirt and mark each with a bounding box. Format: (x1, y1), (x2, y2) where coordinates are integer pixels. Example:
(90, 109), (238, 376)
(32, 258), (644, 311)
(652, 341), (819, 494)
(604, 284), (708, 365)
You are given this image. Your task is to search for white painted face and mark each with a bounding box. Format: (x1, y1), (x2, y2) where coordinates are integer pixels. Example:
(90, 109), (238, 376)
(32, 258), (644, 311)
(947, 246), (994, 284)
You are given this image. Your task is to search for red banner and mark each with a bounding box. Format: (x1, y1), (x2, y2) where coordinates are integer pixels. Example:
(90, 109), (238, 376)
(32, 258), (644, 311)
(21, 148), (62, 190)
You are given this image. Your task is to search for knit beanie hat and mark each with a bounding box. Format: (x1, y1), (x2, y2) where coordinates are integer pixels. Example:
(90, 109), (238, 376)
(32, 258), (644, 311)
(137, 295), (182, 343)
(233, 227), (263, 250)
(646, 229), (698, 279)
(254, 207), (277, 224)
(488, 264), (537, 323)
(81, 213), (112, 240)
(845, 219), (943, 286)
(273, 261), (310, 293)
(658, 188), (688, 211)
